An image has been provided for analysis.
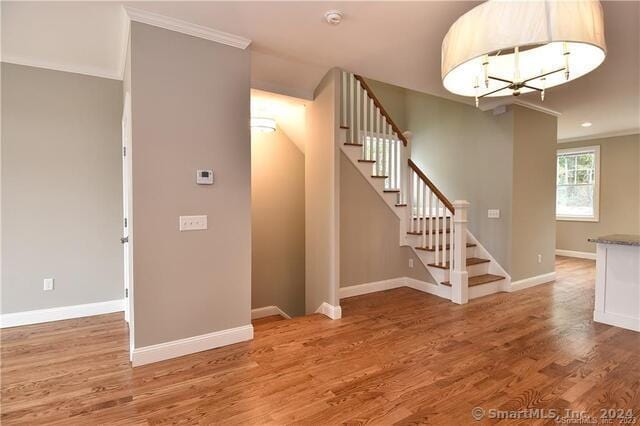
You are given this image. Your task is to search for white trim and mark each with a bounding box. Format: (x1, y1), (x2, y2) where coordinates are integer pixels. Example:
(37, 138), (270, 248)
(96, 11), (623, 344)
(1, 299), (124, 328)
(404, 277), (451, 300)
(477, 98), (562, 117)
(251, 306), (292, 320)
(509, 272), (556, 292)
(339, 278), (405, 299)
(556, 145), (600, 222)
(125, 7), (251, 50)
(315, 302), (342, 320)
(131, 324), (253, 366)
(555, 249), (596, 260)
(558, 129), (640, 144)
(594, 310), (640, 332)
(118, 6), (131, 80)
(1, 57), (121, 81)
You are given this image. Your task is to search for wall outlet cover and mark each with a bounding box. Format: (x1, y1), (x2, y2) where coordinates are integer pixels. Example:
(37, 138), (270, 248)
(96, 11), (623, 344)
(488, 209), (500, 219)
(409, 258), (414, 268)
(43, 278), (54, 291)
(179, 215), (208, 231)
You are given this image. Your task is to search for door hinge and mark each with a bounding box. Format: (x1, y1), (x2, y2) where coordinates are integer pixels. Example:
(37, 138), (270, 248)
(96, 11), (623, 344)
(123, 146), (127, 157)
(124, 217), (128, 228)
(125, 288), (129, 298)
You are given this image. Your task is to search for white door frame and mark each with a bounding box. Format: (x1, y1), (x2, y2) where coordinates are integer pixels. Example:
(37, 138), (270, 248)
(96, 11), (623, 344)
(121, 92), (135, 359)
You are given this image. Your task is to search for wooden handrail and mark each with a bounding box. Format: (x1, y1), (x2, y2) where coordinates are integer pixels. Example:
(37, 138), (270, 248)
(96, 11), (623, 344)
(353, 74), (408, 147)
(408, 159), (455, 214)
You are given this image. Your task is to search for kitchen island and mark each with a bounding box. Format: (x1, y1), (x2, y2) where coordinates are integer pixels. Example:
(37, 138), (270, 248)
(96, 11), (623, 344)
(588, 234), (640, 332)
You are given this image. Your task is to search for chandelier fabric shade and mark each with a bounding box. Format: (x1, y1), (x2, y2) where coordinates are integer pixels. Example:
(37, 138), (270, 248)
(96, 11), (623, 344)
(441, 0), (607, 99)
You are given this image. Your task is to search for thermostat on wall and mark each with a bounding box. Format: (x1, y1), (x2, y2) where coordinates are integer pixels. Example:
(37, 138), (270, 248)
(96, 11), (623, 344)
(196, 169), (214, 185)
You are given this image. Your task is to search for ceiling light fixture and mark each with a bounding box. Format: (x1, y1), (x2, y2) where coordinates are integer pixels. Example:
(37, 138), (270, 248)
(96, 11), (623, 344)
(324, 10), (343, 25)
(441, 0), (607, 108)
(581, 122), (593, 128)
(250, 117), (276, 133)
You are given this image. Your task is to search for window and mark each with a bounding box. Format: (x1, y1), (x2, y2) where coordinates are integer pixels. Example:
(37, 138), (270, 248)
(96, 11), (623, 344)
(556, 145), (600, 221)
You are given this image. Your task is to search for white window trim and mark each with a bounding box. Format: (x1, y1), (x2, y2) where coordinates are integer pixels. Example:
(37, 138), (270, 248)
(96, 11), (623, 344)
(556, 145), (600, 222)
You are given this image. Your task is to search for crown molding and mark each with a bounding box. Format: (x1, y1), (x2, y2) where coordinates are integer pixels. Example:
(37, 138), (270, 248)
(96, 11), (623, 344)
(478, 97), (562, 117)
(1, 56), (121, 80)
(558, 128), (640, 144)
(124, 7), (251, 50)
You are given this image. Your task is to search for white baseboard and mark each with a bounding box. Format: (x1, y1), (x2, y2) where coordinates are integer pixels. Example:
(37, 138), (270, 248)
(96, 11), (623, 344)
(0, 299), (124, 328)
(510, 272), (556, 292)
(315, 302), (342, 320)
(404, 277), (450, 300)
(594, 310), (640, 332)
(251, 305), (291, 320)
(339, 278), (405, 299)
(556, 249), (596, 260)
(131, 324), (254, 367)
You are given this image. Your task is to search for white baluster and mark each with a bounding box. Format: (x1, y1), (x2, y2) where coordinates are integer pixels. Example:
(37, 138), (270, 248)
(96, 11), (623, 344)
(435, 199), (440, 265)
(362, 88), (368, 158)
(428, 191), (434, 249)
(355, 81), (361, 148)
(422, 181), (427, 248)
(449, 214), (454, 268)
(390, 137), (395, 190)
(370, 98), (375, 164)
(349, 74), (355, 143)
(409, 170), (414, 233)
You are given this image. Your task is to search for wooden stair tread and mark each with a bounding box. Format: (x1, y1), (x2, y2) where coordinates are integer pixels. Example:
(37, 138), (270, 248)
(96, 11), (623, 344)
(415, 243), (476, 252)
(412, 216), (450, 220)
(407, 229), (450, 235)
(384, 189), (400, 193)
(358, 159), (375, 163)
(441, 273), (505, 287)
(395, 203), (407, 207)
(344, 143), (363, 147)
(371, 175), (388, 179)
(340, 125), (350, 129)
(428, 257), (489, 270)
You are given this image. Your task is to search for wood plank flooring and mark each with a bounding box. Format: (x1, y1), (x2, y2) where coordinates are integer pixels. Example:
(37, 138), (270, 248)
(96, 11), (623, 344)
(2, 257), (639, 424)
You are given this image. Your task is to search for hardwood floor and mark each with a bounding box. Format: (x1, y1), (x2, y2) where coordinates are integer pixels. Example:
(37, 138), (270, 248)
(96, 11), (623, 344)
(2, 257), (639, 424)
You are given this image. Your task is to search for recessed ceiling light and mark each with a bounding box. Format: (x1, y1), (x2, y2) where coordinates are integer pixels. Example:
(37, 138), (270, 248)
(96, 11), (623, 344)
(581, 122), (593, 127)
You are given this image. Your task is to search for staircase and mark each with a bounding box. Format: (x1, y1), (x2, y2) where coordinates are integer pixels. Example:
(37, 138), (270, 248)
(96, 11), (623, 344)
(339, 71), (510, 304)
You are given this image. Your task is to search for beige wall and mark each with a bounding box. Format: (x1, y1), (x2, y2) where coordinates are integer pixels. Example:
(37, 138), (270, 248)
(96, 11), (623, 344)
(251, 128), (305, 317)
(130, 23), (251, 347)
(305, 69), (340, 312)
(557, 134), (640, 253)
(340, 153), (432, 287)
(511, 106), (557, 281)
(1, 63), (123, 313)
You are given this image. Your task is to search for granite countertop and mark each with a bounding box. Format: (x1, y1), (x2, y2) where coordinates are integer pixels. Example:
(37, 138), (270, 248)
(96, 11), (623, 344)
(588, 234), (640, 246)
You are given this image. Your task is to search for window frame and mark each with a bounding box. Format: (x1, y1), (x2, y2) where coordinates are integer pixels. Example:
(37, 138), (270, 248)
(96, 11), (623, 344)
(556, 145), (600, 222)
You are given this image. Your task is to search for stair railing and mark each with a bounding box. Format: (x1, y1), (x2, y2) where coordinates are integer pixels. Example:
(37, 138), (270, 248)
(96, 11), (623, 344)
(340, 70), (469, 304)
(341, 71), (406, 203)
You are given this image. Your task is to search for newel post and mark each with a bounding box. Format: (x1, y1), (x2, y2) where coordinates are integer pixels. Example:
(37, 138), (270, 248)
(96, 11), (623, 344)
(402, 131), (413, 206)
(451, 200), (470, 304)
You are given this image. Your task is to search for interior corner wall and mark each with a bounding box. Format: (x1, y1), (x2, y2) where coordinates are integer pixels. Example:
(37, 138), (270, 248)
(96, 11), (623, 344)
(251, 128), (305, 317)
(305, 68), (340, 313)
(511, 105), (557, 281)
(1, 63), (123, 314)
(130, 22), (251, 348)
(340, 153), (432, 287)
(556, 133), (640, 253)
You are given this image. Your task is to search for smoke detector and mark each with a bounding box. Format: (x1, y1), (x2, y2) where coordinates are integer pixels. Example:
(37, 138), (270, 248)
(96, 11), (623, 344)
(324, 10), (343, 25)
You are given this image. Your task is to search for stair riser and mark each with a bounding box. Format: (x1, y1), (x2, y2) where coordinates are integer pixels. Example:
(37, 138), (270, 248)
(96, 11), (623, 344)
(426, 261), (490, 283)
(412, 246), (476, 264)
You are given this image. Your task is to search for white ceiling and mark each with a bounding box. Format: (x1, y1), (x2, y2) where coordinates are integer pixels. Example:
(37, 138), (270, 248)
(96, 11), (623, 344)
(2, 1), (638, 141)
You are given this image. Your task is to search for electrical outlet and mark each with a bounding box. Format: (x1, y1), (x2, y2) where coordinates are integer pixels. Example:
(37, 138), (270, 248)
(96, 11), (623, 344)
(409, 258), (414, 268)
(488, 209), (500, 219)
(537, 254), (542, 264)
(179, 215), (208, 231)
(43, 278), (54, 291)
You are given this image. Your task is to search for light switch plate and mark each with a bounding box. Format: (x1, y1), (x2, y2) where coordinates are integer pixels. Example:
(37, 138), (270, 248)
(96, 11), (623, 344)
(179, 215), (208, 231)
(43, 278), (54, 291)
(488, 209), (500, 219)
